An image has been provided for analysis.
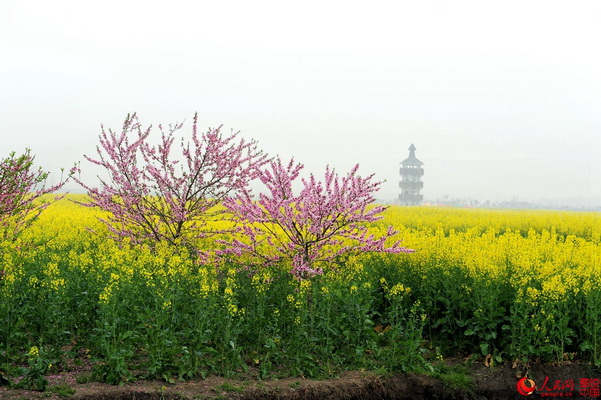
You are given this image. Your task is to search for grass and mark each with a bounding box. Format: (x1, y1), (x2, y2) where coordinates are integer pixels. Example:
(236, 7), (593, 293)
(288, 380), (301, 389)
(428, 364), (474, 393)
(45, 384), (76, 398)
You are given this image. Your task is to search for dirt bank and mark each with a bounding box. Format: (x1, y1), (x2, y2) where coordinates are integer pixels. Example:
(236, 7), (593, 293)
(0, 362), (597, 400)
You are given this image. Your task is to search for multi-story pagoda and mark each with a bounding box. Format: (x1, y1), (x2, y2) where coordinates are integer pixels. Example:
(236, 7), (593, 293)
(399, 144), (424, 205)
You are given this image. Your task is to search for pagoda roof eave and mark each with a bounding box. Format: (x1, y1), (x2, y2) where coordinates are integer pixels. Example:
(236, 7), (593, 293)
(400, 157), (424, 165)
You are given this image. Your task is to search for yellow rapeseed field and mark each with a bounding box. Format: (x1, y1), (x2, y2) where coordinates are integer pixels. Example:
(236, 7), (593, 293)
(1, 196), (599, 381)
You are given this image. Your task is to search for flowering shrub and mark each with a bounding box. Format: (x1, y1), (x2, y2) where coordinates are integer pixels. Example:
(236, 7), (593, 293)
(74, 113), (268, 252)
(0, 149), (68, 241)
(223, 157), (414, 278)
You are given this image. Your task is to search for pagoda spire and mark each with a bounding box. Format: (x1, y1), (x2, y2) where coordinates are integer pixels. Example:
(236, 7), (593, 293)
(399, 144), (424, 205)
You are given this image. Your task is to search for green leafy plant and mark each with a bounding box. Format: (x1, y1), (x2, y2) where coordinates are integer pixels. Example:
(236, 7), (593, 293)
(14, 346), (52, 391)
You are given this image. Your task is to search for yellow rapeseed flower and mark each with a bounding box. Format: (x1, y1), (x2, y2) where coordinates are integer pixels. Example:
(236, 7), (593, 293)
(28, 346), (39, 357)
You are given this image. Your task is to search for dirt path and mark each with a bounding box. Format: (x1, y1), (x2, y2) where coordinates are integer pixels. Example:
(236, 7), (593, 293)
(0, 362), (597, 399)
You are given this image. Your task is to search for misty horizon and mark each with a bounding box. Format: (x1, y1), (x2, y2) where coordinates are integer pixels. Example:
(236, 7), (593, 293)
(2, 1), (600, 209)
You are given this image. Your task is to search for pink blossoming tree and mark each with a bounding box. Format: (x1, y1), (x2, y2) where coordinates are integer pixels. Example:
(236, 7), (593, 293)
(74, 113), (268, 252)
(222, 157), (414, 279)
(0, 149), (68, 240)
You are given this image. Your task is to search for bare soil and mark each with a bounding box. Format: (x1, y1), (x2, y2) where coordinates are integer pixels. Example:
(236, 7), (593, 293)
(0, 361), (597, 400)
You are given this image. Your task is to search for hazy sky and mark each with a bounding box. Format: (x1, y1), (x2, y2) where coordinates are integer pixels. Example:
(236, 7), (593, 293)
(1, 1), (600, 206)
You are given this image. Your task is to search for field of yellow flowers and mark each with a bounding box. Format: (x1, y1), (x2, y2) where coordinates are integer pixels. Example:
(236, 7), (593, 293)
(0, 196), (599, 384)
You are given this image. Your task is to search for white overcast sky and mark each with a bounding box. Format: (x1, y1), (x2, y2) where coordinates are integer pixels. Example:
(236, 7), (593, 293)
(1, 0), (600, 206)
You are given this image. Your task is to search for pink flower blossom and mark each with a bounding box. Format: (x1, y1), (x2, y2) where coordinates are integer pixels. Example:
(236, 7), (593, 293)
(74, 113), (268, 248)
(0, 149), (69, 240)
(222, 157), (414, 279)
